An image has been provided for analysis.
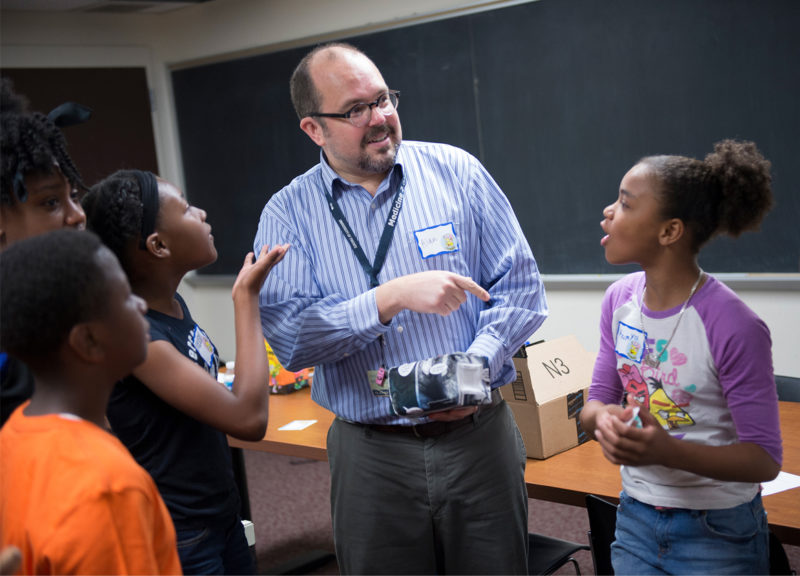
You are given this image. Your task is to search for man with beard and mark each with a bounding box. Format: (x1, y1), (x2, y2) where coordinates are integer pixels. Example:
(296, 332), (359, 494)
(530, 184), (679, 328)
(253, 42), (548, 575)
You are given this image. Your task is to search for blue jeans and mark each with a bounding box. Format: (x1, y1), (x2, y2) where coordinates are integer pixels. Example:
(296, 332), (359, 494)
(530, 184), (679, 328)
(176, 515), (256, 575)
(611, 491), (769, 575)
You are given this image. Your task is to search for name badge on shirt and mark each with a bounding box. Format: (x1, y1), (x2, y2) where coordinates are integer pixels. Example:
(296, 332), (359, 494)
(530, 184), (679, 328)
(615, 321), (646, 363)
(414, 222), (459, 259)
(192, 325), (215, 368)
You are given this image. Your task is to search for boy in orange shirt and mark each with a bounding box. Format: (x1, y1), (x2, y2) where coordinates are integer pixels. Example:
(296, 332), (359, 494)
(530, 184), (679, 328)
(0, 229), (181, 575)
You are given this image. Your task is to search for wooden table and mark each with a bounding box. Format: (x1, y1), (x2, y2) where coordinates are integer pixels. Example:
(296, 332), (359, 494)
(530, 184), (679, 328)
(230, 389), (800, 546)
(229, 387), (331, 460)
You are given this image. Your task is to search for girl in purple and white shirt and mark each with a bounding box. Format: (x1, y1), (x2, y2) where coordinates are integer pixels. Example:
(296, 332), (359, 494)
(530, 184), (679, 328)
(581, 139), (782, 575)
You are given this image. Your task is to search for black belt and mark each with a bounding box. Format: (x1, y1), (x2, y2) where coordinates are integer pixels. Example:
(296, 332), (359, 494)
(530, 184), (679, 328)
(348, 388), (503, 439)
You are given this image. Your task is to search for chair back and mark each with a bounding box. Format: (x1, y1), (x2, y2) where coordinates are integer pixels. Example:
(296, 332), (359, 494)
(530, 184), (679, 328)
(585, 494), (618, 576)
(527, 532), (590, 575)
(769, 529), (795, 575)
(776, 375), (800, 402)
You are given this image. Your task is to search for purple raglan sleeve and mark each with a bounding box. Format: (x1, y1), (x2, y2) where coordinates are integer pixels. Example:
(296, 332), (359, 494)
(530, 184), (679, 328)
(700, 280), (783, 466)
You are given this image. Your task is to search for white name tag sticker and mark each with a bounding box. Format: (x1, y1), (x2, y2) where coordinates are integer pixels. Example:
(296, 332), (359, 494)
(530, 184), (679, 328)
(192, 325), (215, 367)
(615, 321), (646, 363)
(414, 222), (459, 259)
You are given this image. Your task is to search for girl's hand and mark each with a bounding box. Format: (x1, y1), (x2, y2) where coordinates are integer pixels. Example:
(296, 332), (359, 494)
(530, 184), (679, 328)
(594, 394), (672, 467)
(581, 399), (627, 440)
(232, 244), (289, 300)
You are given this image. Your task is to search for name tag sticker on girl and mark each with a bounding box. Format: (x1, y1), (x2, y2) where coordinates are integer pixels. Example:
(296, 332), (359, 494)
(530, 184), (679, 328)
(192, 325), (215, 368)
(615, 321), (646, 363)
(414, 222), (459, 259)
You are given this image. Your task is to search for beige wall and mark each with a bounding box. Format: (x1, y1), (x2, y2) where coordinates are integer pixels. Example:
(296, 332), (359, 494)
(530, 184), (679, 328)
(3, 0), (798, 376)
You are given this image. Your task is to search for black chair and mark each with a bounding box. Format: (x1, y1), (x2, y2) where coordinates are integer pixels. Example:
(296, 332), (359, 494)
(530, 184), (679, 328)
(527, 532), (590, 575)
(585, 494), (618, 576)
(769, 529), (795, 575)
(776, 375), (800, 402)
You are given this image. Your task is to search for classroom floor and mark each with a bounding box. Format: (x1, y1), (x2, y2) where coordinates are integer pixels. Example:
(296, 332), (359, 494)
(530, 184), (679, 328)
(243, 449), (799, 575)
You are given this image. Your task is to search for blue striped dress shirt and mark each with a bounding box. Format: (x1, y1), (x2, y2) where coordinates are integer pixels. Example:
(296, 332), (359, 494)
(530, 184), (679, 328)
(253, 141), (547, 424)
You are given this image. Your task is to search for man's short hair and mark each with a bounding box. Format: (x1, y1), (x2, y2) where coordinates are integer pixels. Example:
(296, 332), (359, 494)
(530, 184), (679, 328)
(290, 42), (364, 120)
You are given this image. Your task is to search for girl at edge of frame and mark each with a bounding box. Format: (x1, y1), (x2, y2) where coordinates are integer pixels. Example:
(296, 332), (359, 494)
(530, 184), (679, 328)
(82, 170), (288, 575)
(1, 77), (89, 428)
(579, 139), (783, 575)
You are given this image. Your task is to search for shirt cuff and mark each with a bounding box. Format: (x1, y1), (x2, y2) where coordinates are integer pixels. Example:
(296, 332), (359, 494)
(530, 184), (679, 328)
(346, 288), (390, 346)
(468, 333), (512, 387)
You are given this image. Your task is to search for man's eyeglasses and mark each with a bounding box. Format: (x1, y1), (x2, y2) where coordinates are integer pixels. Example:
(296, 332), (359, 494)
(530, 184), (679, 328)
(309, 91), (400, 128)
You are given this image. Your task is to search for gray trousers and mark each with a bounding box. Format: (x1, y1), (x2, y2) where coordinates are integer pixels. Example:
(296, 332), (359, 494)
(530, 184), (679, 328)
(327, 401), (528, 575)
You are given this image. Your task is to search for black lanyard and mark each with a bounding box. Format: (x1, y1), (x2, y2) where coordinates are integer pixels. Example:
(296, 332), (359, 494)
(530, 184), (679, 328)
(324, 176), (406, 289)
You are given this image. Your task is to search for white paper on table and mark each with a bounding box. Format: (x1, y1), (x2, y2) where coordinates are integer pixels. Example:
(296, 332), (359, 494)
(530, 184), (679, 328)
(761, 471), (800, 497)
(278, 419), (318, 431)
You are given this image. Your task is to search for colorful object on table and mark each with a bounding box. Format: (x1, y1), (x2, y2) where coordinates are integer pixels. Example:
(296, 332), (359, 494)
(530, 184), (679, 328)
(265, 340), (313, 394)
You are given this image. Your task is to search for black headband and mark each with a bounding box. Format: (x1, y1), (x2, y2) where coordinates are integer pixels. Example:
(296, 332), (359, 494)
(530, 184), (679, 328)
(132, 170), (159, 250)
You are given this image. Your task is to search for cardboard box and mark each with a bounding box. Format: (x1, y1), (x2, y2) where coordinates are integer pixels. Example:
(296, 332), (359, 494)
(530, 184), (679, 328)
(501, 335), (594, 459)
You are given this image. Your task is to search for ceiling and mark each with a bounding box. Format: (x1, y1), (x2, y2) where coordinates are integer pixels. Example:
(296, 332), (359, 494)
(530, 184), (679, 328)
(0, 0), (214, 14)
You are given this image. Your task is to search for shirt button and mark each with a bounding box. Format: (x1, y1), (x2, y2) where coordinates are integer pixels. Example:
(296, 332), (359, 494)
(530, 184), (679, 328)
(396, 325), (404, 333)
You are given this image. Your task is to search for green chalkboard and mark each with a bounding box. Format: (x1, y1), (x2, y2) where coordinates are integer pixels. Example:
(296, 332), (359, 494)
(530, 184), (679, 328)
(172, 0), (799, 275)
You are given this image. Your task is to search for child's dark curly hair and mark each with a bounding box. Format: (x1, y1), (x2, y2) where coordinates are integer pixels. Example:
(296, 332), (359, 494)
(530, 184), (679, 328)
(0, 229), (110, 366)
(82, 170), (151, 276)
(640, 139), (773, 252)
(1, 77), (86, 205)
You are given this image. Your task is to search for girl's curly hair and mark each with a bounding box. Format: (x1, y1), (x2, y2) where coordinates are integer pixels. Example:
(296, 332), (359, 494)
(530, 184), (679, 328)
(640, 139), (773, 252)
(1, 78), (86, 205)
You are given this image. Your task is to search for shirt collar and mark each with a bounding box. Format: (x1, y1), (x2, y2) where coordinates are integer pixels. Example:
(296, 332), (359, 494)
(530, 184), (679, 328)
(318, 148), (405, 200)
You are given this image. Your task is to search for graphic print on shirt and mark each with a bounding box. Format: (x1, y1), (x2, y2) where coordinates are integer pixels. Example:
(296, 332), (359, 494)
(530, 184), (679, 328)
(187, 324), (219, 375)
(618, 359), (695, 431)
